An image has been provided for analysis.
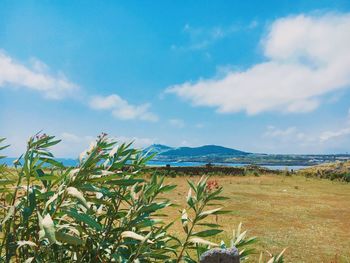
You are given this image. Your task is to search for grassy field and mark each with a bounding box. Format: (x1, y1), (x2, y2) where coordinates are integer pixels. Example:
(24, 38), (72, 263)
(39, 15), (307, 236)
(161, 174), (350, 263)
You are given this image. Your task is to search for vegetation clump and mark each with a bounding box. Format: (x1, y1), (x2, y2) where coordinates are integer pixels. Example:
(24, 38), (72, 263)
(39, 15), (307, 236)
(0, 134), (284, 262)
(298, 161), (350, 182)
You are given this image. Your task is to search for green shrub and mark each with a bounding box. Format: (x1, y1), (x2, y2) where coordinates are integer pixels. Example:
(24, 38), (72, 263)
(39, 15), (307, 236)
(343, 173), (350, 182)
(0, 134), (284, 262)
(168, 170), (177, 178)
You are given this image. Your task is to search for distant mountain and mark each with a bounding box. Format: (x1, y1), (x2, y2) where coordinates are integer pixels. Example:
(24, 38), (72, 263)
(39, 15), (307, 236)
(144, 144), (174, 155)
(158, 145), (249, 157)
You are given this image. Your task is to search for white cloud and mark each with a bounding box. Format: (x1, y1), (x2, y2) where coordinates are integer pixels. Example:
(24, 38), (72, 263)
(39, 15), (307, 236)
(260, 125), (315, 153)
(319, 127), (350, 142)
(51, 132), (94, 157)
(0, 51), (160, 121)
(317, 109), (350, 143)
(169, 118), (185, 128)
(167, 13), (350, 115)
(264, 124), (350, 144)
(261, 114), (350, 153)
(61, 132), (94, 143)
(263, 126), (308, 142)
(89, 94), (158, 122)
(0, 51), (79, 99)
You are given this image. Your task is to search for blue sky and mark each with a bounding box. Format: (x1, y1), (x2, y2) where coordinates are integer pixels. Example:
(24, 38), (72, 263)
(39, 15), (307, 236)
(1, 0), (350, 157)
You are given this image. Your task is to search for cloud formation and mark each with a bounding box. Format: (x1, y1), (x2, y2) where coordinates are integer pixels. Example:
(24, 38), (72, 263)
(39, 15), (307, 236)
(89, 94), (158, 122)
(263, 126), (307, 141)
(263, 119), (350, 153)
(167, 13), (350, 115)
(0, 50), (159, 122)
(0, 51), (78, 99)
(319, 127), (350, 142)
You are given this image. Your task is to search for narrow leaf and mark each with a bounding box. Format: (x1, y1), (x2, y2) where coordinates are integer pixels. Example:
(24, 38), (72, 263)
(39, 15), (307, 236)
(56, 231), (85, 245)
(194, 229), (223, 237)
(66, 209), (102, 231)
(189, 237), (218, 247)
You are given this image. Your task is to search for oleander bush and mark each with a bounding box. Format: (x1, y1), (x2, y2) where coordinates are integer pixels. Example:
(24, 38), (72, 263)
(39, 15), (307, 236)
(0, 134), (284, 262)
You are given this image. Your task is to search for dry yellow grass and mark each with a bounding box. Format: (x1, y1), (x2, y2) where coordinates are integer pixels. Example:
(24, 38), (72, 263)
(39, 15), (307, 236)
(161, 174), (350, 263)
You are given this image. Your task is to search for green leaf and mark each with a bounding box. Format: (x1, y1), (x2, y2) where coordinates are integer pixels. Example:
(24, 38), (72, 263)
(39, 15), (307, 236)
(41, 139), (61, 148)
(187, 179), (197, 193)
(0, 138), (9, 152)
(88, 173), (123, 182)
(0, 179), (16, 185)
(0, 144), (10, 151)
(186, 188), (195, 208)
(108, 178), (144, 186)
(139, 202), (170, 213)
(194, 229), (223, 237)
(159, 184), (177, 193)
(56, 231), (84, 245)
(35, 169), (57, 188)
(23, 189), (36, 221)
(147, 253), (171, 260)
(89, 176), (143, 185)
(183, 255), (197, 263)
(39, 158), (64, 168)
(66, 209), (102, 231)
(197, 223), (221, 228)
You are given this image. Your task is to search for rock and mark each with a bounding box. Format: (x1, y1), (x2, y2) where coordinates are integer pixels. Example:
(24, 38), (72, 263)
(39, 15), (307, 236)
(200, 247), (240, 263)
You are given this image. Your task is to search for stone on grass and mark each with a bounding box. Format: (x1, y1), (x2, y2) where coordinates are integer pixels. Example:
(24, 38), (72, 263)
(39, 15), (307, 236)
(200, 247), (240, 263)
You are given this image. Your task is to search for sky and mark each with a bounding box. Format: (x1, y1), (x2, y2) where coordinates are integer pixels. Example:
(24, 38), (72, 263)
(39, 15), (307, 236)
(1, 0), (350, 157)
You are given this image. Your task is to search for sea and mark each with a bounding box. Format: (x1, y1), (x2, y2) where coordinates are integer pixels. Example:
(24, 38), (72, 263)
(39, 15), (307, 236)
(1, 157), (307, 171)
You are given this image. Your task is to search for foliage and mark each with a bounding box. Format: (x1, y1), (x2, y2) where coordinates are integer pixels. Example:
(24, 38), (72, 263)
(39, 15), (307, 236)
(172, 177), (231, 262)
(259, 249), (287, 263)
(0, 133), (285, 262)
(0, 138), (9, 173)
(297, 160), (350, 182)
(221, 223), (258, 261)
